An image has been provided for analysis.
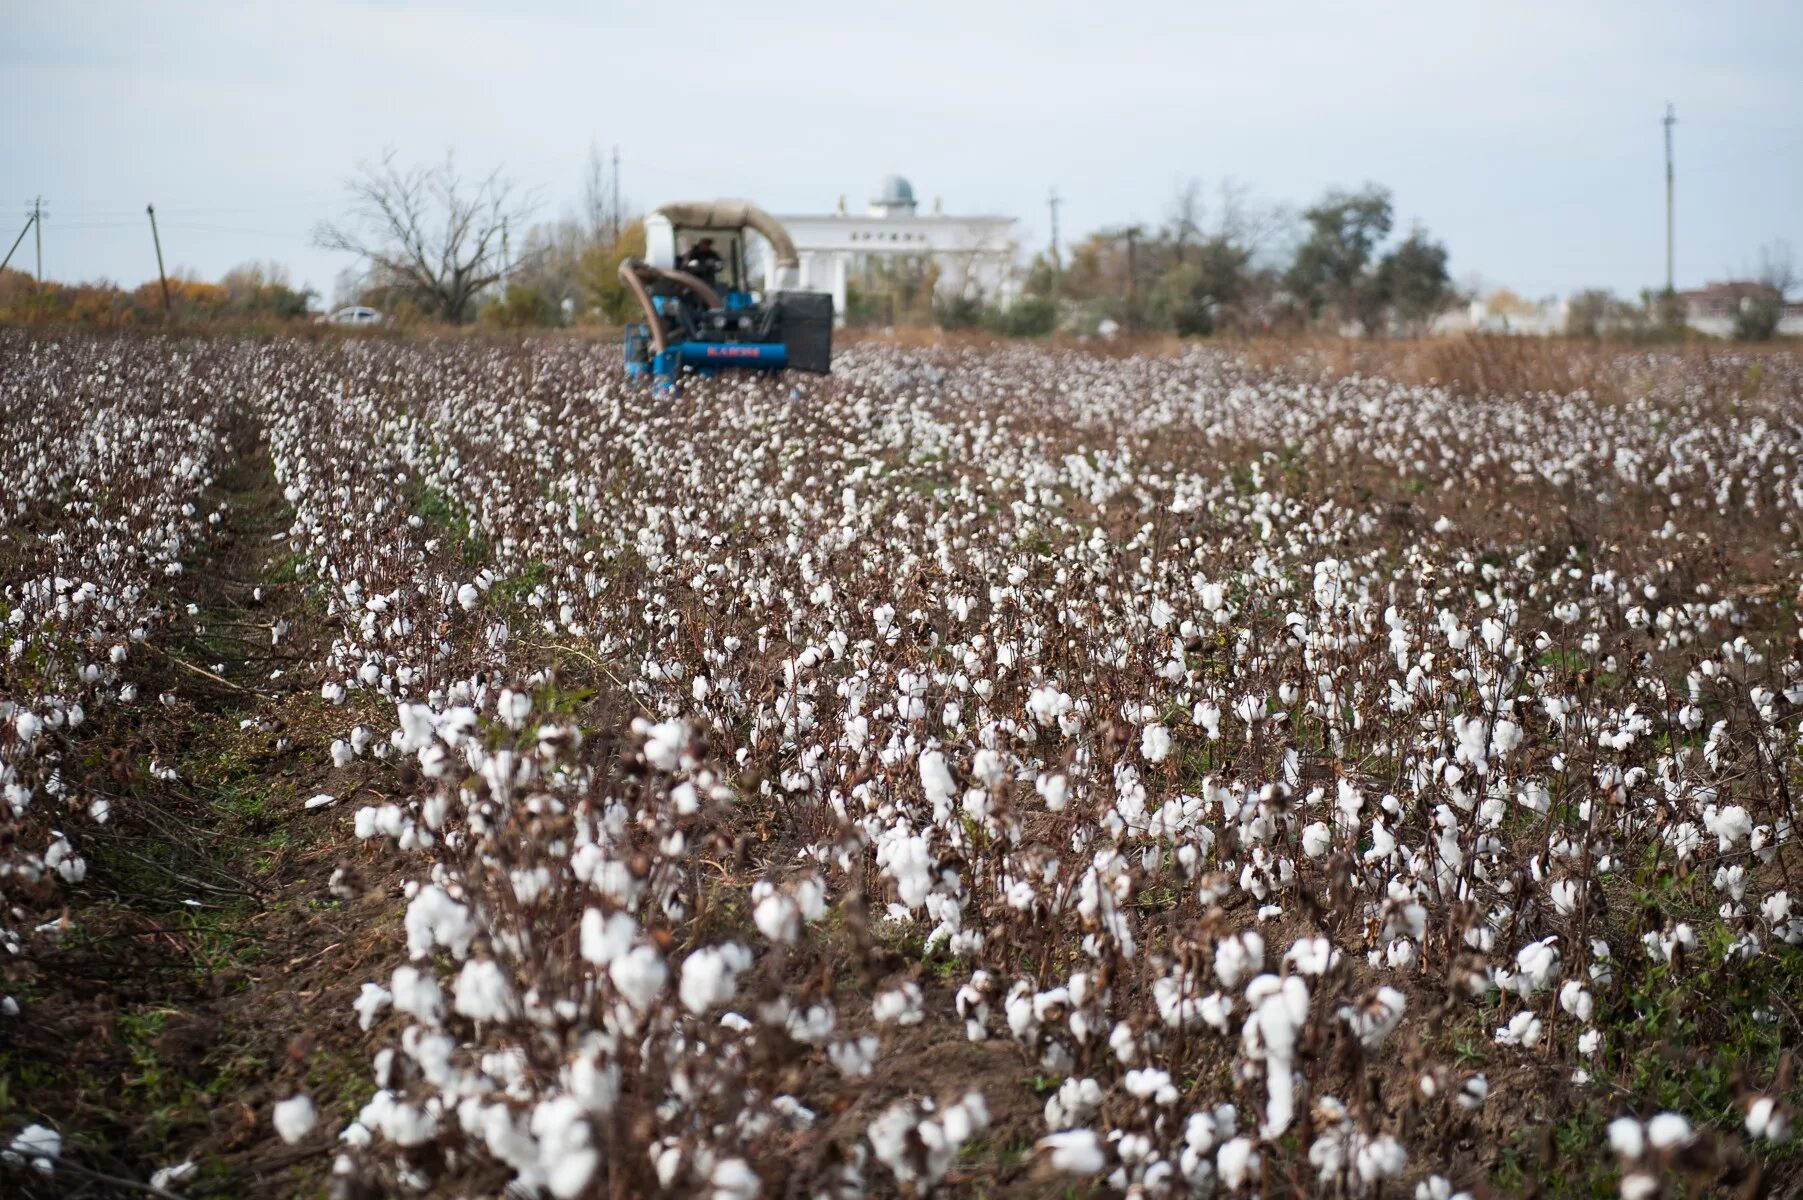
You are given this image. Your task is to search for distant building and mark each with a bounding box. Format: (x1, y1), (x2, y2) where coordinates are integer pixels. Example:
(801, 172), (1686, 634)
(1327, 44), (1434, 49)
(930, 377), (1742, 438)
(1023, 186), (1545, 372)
(1430, 293), (1567, 337)
(1676, 280), (1803, 337)
(770, 176), (1017, 325)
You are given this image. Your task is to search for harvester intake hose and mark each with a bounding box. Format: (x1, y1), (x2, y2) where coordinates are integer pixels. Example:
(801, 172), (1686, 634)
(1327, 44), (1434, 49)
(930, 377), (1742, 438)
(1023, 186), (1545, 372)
(619, 260), (668, 355)
(619, 260), (729, 359)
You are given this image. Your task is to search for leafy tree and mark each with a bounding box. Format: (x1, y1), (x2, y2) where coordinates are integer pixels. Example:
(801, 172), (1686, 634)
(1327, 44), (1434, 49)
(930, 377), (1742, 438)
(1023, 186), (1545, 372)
(984, 296), (1055, 337)
(1734, 296), (1780, 342)
(934, 293), (983, 330)
(576, 221), (648, 323)
(1284, 185), (1393, 331)
(1150, 237), (1254, 335)
(1375, 229), (1451, 333)
(483, 284), (559, 329)
(1735, 241), (1795, 342)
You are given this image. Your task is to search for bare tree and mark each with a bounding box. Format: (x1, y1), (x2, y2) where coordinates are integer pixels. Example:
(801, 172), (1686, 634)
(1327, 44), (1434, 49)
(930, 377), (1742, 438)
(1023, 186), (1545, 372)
(315, 150), (535, 323)
(1758, 240), (1796, 299)
(1166, 178), (1205, 266)
(581, 141), (620, 247)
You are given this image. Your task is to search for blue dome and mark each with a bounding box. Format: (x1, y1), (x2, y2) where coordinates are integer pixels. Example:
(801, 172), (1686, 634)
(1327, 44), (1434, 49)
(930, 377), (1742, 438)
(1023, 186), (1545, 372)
(875, 175), (916, 206)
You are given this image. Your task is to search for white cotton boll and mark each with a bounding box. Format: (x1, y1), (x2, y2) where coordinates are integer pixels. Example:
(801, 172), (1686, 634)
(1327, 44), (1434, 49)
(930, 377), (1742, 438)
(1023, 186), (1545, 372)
(1141, 723), (1172, 764)
(1458, 1075), (1489, 1110)
(530, 1096), (598, 1198)
(453, 958), (515, 1022)
(710, 1157), (761, 1200)
(1558, 980), (1593, 1023)
(829, 1036), (878, 1078)
(151, 1162), (197, 1188)
(1216, 1136), (1259, 1189)
(1606, 1116), (1644, 1158)
(1490, 717), (1523, 759)
(1747, 1096), (1791, 1142)
(273, 1094), (317, 1145)
(330, 739), (353, 769)
(8, 1122), (61, 1164)
(642, 718), (690, 771)
(1037, 1129), (1106, 1175)
(1645, 1111), (1692, 1150)
(919, 750), (957, 808)
(610, 944), (669, 1010)
(679, 942), (752, 1014)
(405, 885), (476, 960)
(1301, 821), (1332, 858)
(873, 981), (925, 1026)
(1214, 931), (1264, 989)
(1124, 1067), (1180, 1106)
(389, 965), (445, 1024)
(499, 689), (533, 730)
(580, 908), (645, 965)
(1284, 937), (1337, 978)
(457, 583), (481, 611)
(753, 887), (800, 945)
(941, 1093), (989, 1147)
(1037, 772), (1068, 811)
(1354, 1134), (1407, 1185)
(354, 981), (393, 1030)
(1621, 1172), (1659, 1200)
(1045, 1077), (1103, 1130)
(1706, 804), (1753, 851)
(1495, 1011), (1542, 1047)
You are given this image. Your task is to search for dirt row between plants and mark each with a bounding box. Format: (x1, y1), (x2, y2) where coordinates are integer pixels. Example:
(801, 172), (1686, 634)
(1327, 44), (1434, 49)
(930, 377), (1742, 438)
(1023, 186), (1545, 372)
(1, 409), (405, 1199)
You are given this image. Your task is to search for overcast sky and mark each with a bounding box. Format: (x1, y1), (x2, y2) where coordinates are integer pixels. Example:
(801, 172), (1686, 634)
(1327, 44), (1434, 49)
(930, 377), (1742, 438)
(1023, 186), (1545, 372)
(6, 0), (1800, 303)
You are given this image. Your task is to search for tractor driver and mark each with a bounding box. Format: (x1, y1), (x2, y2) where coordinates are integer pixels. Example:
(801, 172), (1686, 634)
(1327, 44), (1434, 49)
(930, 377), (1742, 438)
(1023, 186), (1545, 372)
(682, 237), (724, 286)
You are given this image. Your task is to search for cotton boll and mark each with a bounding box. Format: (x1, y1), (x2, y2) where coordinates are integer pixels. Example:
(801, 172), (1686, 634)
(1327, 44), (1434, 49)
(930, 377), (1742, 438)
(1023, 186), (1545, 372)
(7, 1122), (60, 1173)
(679, 942), (753, 1014)
(710, 1157), (761, 1200)
(1141, 723), (1172, 764)
(273, 1094), (317, 1144)
(354, 981), (393, 1031)
(453, 958), (516, 1022)
(1747, 1096), (1792, 1142)
(1645, 1111), (1692, 1150)
(1216, 1136), (1259, 1190)
(1037, 1129), (1106, 1175)
(1606, 1116), (1645, 1159)
(873, 981), (925, 1026)
(611, 944), (670, 1011)
(530, 1097), (598, 1198)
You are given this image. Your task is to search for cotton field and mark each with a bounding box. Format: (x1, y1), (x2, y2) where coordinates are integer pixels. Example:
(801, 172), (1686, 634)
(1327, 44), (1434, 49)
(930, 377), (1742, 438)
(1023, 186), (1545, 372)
(3, 330), (1801, 1198)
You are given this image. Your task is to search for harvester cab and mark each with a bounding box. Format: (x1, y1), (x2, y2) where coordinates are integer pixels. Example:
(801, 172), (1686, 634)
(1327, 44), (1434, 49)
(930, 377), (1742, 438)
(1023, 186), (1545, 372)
(622, 201), (833, 393)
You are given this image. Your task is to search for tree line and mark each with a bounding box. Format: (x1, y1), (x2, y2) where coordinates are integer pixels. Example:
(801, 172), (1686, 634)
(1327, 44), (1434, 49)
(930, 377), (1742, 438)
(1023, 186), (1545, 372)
(4, 148), (1794, 340)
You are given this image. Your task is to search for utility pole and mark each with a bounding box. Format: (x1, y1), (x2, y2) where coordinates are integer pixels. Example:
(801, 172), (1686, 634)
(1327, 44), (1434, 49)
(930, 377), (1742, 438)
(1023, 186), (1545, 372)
(611, 145), (621, 243)
(501, 216), (511, 292)
(1124, 225), (1141, 333)
(1047, 187), (1062, 304)
(1, 212), (34, 275)
(146, 204), (172, 313)
(31, 196), (44, 287)
(1663, 102), (1677, 294)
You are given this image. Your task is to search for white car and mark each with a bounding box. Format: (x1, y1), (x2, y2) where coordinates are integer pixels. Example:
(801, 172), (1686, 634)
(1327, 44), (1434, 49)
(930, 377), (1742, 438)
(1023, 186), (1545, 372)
(328, 306), (384, 326)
